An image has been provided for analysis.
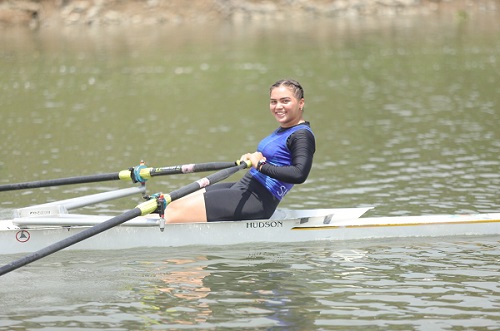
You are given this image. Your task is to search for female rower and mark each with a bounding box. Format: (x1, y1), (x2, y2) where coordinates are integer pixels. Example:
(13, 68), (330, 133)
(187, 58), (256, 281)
(165, 79), (316, 223)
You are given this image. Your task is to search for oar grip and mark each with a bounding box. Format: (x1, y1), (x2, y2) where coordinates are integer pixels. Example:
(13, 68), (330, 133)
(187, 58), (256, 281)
(118, 170), (132, 180)
(236, 159), (252, 168)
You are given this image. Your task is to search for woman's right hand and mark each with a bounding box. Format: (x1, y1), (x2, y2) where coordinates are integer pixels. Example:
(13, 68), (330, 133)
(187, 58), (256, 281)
(240, 153), (252, 162)
(240, 152), (264, 169)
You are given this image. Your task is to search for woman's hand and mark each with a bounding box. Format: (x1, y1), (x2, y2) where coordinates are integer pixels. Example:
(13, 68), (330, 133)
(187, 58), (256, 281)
(240, 152), (265, 169)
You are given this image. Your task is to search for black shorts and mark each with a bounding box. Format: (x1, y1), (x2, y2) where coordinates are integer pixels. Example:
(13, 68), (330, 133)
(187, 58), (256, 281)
(204, 174), (280, 222)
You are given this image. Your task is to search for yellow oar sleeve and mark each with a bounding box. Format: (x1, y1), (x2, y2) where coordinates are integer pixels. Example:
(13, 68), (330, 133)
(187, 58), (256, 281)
(136, 199), (159, 216)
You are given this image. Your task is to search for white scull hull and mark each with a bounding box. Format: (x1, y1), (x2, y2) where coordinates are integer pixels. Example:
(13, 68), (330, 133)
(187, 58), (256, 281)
(1, 208), (499, 255)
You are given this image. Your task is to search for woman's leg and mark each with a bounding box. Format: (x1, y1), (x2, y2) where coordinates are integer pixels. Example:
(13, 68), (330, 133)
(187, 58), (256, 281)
(164, 183), (235, 224)
(164, 181), (278, 223)
(164, 189), (208, 223)
(204, 184), (279, 221)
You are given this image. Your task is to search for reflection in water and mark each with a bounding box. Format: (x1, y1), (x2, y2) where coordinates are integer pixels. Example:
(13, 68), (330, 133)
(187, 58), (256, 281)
(0, 236), (498, 329)
(116, 237), (500, 330)
(158, 258), (211, 300)
(155, 257), (212, 327)
(136, 249), (319, 329)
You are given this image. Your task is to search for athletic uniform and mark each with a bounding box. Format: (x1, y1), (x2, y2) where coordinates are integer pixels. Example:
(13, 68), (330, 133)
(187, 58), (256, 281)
(204, 122), (315, 222)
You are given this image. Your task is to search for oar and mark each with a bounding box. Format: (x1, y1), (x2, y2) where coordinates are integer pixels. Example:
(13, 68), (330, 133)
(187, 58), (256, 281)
(0, 160), (251, 276)
(0, 161), (237, 192)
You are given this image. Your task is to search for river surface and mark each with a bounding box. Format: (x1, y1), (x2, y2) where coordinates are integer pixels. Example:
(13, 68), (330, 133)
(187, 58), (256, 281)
(0, 10), (499, 331)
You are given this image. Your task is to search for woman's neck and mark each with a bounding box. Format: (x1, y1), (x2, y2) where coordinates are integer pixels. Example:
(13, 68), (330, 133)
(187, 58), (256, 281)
(281, 120), (307, 129)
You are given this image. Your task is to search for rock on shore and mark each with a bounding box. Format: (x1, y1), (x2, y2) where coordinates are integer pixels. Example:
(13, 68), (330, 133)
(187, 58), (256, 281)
(0, 0), (498, 29)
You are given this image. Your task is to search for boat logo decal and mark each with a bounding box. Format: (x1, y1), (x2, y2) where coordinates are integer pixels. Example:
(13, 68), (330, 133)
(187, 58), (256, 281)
(16, 230), (31, 243)
(323, 214), (333, 224)
(246, 220), (283, 229)
(277, 186), (288, 198)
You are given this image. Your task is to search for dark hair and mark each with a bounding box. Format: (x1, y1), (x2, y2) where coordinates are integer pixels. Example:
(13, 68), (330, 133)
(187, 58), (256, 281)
(270, 79), (304, 100)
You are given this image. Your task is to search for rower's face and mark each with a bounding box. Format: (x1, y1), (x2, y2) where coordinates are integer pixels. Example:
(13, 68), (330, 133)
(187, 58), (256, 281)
(269, 86), (304, 128)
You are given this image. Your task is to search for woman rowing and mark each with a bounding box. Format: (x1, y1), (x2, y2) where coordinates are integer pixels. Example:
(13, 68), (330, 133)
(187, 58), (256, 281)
(165, 79), (316, 223)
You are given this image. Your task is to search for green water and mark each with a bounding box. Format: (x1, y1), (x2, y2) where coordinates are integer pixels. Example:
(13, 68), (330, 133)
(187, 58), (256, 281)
(2, 14), (499, 217)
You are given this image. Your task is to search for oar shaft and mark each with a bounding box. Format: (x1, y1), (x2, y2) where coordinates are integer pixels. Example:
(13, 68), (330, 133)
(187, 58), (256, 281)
(0, 173), (120, 192)
(0, 162), (237, 192)
(166, 161), (249, 202)
(144, 162), (236, 178)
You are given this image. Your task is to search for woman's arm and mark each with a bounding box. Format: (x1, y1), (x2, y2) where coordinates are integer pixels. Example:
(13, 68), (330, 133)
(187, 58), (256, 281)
(260, 129), (315, 184)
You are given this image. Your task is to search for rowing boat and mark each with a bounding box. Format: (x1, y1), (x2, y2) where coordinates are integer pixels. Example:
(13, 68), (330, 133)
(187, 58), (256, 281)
(1, 187), (499, 255)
